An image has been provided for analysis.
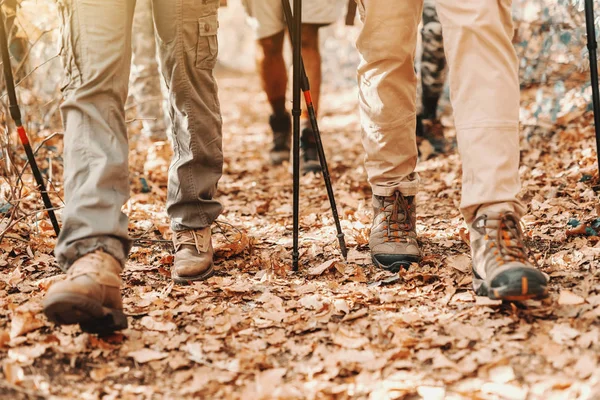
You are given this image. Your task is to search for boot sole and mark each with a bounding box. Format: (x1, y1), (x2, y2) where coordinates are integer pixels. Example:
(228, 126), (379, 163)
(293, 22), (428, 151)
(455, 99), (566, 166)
(474, 268), (549, 302)
(172, 263), (215, 285)
(43, 293), (127, 336)
(372, 255), (421, 273)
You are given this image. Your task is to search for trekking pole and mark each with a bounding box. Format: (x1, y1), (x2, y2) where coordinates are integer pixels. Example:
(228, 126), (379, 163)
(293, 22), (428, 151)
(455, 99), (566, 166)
(0, 9), (60, 236)
(282, 0), (348, 271)
(291, 0), (302, 270)
(585, 0), (600, 179)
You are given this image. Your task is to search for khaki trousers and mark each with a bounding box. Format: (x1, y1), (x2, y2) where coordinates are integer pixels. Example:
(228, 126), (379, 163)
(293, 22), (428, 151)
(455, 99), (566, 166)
(356, 0), (525, 223)
(55, 0), (223, 269)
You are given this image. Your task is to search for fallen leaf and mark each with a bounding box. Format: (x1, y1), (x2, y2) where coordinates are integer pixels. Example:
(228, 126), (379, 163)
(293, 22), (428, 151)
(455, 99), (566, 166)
(300, 294), (325, 311)
(488, 364), (515, 384)
(332, 326), (369, 349)
(10, 312), (44, 339)
(446, 254), (471, 273)
(8, 344), (48, 365)
(549, 324), (580, 345)
(558, 290), (585, 306)
(333, 299), (350, 314)
(128, 349), (168, 364)
(308, 259), (336, 276)
(140, 316), (177, 332)
(2, 361), (25, 385)
(573, 353), (597, 379)
(417, 386), (445, 400)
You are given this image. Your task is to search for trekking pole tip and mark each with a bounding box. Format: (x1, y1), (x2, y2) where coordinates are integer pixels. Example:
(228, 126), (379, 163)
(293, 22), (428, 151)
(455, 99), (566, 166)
(337, 233), (348, 260)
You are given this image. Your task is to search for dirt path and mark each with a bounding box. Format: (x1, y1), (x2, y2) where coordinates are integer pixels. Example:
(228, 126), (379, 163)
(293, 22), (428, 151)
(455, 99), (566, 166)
(0, 66), (599, 399)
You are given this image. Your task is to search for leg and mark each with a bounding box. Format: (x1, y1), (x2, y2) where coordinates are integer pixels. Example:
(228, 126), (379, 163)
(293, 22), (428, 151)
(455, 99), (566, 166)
(45, 0), (135, 334)
(131, 0), (168, 141)
(420, 0), (446, 120)
(357, 0), (422, 196)
(416, 0), (448, 155)
(437, 0), (547, 300)
(54, 0), (134, 269)
(356, 0), (423, 271)
(298, 23), (324, 174)
(300, 24), (322, 115)
(152, 0), (223, 283)
(256, 30), (288, 117)
(436, 0), (523, 222)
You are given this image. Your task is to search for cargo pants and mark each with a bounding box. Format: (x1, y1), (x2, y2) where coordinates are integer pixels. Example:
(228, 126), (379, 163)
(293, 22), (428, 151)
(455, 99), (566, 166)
(356, 0), (525, 223)
(55, 0), (223, 269)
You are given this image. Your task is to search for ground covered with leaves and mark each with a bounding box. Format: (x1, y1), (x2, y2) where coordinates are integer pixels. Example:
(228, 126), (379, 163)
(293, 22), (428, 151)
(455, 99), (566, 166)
(1, 57), (600, 399)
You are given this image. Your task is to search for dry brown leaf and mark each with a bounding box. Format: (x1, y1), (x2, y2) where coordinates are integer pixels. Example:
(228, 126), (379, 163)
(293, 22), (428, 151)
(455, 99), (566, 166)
(573, 353), (597, 379)
(10, 311), (44, 339)
(347, 248), (370, 265)
(128, 348), (168, 364)
(446, 254), (471, 273)
(8, 344), (48, 365)
(332, 326), (369, 349)
(558, 290), (585, 306)
(299, 294), (325, 311)
(308, 259), (336, 276)
(140, 316), (177, 332)
(254, 368), (287, 397)
(333, 299), (350, 315)
(0, 330), (10, 348)
(2, 361), (25, 385)
(215, 231), (250, 259)
(488, 365), (516, 384)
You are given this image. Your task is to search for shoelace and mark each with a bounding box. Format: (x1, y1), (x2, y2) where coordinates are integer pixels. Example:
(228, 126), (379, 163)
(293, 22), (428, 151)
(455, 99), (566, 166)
(381, 192), (414, 242)
(485, 213), (533, 266)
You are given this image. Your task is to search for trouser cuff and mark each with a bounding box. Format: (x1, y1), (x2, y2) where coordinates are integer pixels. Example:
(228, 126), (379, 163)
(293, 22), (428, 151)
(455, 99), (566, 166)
(371, 174), (420, 197)
(56, 236), (129, 272)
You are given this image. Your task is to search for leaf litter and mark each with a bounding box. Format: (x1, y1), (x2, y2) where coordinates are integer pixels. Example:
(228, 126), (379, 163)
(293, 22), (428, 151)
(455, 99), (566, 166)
(0, 15), (599, 400)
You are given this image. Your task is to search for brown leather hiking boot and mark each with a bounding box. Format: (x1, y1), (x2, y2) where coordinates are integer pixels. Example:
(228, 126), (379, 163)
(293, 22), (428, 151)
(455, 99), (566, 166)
(43, 251), (127, 335)
(172, 227), (215, 284)
(370, 191), (421, 272)
(470, 210), (549, 301)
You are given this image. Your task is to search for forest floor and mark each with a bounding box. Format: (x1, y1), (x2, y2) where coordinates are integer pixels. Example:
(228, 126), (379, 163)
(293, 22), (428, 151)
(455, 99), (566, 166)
(0, 65), (599, 399)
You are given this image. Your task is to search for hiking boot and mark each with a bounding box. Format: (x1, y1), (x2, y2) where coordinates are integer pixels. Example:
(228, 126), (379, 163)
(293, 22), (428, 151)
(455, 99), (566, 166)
(300, 127), (321, 175)
(470, 210), (549, 301)
(416, 115), (447, 156)
(269, 113), (291, 165)
(172, 227), (215, 284)
(43, 250), (127, 335)
(370, 191), (421, 272)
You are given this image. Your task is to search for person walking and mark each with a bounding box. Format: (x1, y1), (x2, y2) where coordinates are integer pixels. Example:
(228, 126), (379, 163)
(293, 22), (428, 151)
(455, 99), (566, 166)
(356, 0), (549, 301)
(43, 0), (224, 333)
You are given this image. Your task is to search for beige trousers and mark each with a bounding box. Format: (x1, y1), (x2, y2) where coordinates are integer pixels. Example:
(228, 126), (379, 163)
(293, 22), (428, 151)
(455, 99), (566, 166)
(356, 0), (525, 223)
(55, 0), (223, 269)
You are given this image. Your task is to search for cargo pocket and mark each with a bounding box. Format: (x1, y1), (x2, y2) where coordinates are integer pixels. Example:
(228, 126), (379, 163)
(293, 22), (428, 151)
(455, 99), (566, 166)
(196, 15), (219, 70)
(57, 0), (81, 94)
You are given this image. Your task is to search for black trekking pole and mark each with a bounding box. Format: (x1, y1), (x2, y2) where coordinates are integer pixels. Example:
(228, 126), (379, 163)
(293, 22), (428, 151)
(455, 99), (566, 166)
(291, 0), (302, 270)
(284, 0), (348, 271)
(585, 0), (600, 179)
(0, 9), (60, 236)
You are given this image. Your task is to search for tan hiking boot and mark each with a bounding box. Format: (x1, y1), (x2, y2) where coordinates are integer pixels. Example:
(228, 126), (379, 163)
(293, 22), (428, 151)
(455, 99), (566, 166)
(43, 251), (127, 335)
(370, 191), (421, 272)
(172, 227), (215, 284)
(470, 210), (549, 301)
